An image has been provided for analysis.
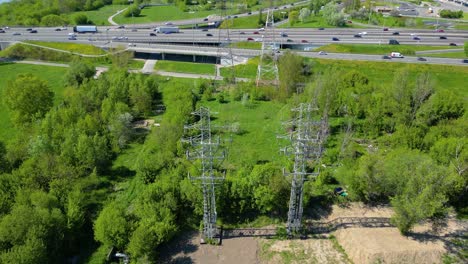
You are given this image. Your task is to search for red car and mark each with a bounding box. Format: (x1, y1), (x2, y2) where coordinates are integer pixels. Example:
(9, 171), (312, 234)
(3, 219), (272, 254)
(437, 29), (444, 32)
(301, 39), (308, 43)
(253, 31), (259, 34)
(247, 37), (254, 41)
(383, 27), (388, 31)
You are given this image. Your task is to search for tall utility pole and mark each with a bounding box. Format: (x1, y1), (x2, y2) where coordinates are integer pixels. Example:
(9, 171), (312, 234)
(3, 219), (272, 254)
(256, 0), (279, 87)
(184, 107), (225, 244)
(279, 103), (328, 236)
(216, 0), (235, 82)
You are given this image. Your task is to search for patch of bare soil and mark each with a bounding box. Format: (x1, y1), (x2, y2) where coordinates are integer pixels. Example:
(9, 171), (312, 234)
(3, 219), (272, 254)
(159, 231), (259, 264)
(260, 238), (349, 264)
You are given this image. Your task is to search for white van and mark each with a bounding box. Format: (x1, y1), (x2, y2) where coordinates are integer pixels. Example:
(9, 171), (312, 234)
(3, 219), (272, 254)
(390, 52), (404, 58)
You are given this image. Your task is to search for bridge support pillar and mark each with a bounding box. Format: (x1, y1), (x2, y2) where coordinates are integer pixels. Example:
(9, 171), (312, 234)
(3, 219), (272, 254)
(161, 53), (165, 60)
(193, 55), (196, 62)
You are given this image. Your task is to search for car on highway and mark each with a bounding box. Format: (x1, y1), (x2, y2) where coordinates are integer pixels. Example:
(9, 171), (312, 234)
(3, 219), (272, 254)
(439, 36), (447, 39)
(247, 12), (252, 15)
(301, 39), (308, 43)
(318, 27), (324, 30)
(392, 31), (399, 35)
(259, 27), (265, 31)
(128, 43), (136, 47)
(0, 29), (5, 33)
(55, 28), (62, 31)
(254, 38), (262, 42)
(359, 32), (367, 35)
(165, 22), (173, 25)
(449, 43), (457, 46)
(462, 59), (468, 63)
(286, 39), (293, 42)
(234, 15), (238, 18)
(280, 32), (288, 37)
(206, 33), (213, 37)
(382, 55), (391, 59)
(26, 28), (32, 31)
(247, 37), (254, 41)
(30, 29), (37, 33)
(417, 57), (427, 61)
(131, 28), (137, 32)
(436, 29), (444, 32)
(389, 39), (399, 45)
(413, 36), (420, 40)
(390, 52), (404, 58)
(354, 34), (362, 38)
(318, 51), (327, 55)
(12, 32), (21, 35)
(225, 38), (231, 42)
(203, 18), (209, 21)
(239, 31), (245, 34)
(332, 37), (339, 41)
(150, 33), (157, 36)
(112, 36), (118, 40)
(117, 25), (125, 29)
(383, 27), (388, 31)
(202, 28), (208, 31)
(253, 31), (259, 34)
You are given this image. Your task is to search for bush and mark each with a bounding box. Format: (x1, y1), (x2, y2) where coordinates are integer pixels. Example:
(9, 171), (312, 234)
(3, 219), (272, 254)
(124, 5), (141, 17)
(439, 9), (463, 19)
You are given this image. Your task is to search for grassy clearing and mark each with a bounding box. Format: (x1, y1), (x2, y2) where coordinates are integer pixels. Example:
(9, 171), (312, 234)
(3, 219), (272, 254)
(154, 60), (215, 75)
(221, 56), (258, 78)
(454, 23), (468, 30)
(26, 41), (107, 55)
(70, 4), (128, 26)
(202, 99), (288, 165)
(313, 44), (458, 55)
(220, 14), (261, 29)
(0, 63), (68, 143)
(311, 59), (468, 96)
(230, 41), (262, 49)
(423, 51), (468, 59)
(280, 16), (354, 28)
(114, 6), (216, 24)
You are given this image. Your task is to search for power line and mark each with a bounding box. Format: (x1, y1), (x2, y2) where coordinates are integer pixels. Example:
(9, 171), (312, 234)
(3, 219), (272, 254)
(256, 1), (279, 87)
(216, 0), (235, 82)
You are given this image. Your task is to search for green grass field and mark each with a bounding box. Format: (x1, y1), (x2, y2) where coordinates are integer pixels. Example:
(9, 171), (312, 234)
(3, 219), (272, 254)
(70, 4), (128, 26)
(423, 51), (468, 59)
(230, 41), (262, 49)
(0, 63), (68, 143)
(313, 44), (458, 55)
(220, 15), (261, 29)
(114, 6), (216, 24)
(279, 16), (356, 28)
(221, 56), (259, 78)
(26, 41), (107, 55)
(154, 60), (215, 75)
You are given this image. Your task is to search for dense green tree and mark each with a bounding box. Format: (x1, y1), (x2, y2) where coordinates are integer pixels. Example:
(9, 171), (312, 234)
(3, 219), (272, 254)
(41, 14), (66, 26)
(65, 60), (96, 86)
(124, 4), (141, 17)
(73, 14), (90, 25)
(94, 202), (130, 249)
(278, 51), (305, 99)
(3, 73), (54, 125)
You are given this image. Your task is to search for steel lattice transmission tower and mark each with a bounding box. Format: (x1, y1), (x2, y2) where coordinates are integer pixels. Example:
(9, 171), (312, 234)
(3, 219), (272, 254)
(184, 107), (226, 243)
(279, 103), (328, 236)
(216, 0), (235, 81)
(256, 2), (279, 87)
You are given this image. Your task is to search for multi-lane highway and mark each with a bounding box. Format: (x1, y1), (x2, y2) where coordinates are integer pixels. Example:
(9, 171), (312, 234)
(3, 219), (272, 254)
(1, 26), (467, 46)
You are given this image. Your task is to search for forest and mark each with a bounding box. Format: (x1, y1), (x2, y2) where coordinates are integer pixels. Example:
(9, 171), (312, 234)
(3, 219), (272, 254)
(0, 51), (466, 263)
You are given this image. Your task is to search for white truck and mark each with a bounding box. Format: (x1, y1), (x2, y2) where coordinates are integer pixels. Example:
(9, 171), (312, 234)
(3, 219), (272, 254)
(390, 52), (404, 58)
(154, 26), (179, 34)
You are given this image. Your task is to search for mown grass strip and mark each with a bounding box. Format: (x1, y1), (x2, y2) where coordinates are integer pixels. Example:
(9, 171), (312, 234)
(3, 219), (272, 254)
(314, 44), (458, 56)
(154, 60), (215, 75)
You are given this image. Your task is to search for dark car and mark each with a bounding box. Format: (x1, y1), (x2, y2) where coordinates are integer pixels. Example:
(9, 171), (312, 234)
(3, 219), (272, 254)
(286, 39), (293, 42)
(413, 36), (420, 40)
(301, 39), (308, 43)
(55, 28), (62, 31)
(449, 43), (457, 46)
(117, 25), (125, 29)
(247, 37), (254, 41)
(30, 29), (37, 33)
(332, 37), (339, 41)
(202, 28), (208, 31)
(203, 18), (209, 21)
(206, 33), (213, 37)
(437, 29), (444, 32)
(150, 33), (156, 36)
(392, 31), (399, 35)
(383, 27), (389, 31)
(281, 33), (288, 37)
(239, 31), (245, 34)
(318, 27), (325, 30)
(439, 36), (447, 39)
(389, 39), (399, 45)
(234, 15), (238, 18)
(26, 28), (32, 31)
(0, 29), (5, 33)
(382, 55), (391, 59)
(353, 34), (362, 38)
(462, 59), (468, 63)
(253, 31), (259, 34)
(417, 57), (427, 61)
(12, 32), (21, 35)
(247, 12), (252, 15)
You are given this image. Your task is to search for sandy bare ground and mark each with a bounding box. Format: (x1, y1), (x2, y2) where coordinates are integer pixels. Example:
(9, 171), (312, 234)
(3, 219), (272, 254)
(159, 203), (467, 264)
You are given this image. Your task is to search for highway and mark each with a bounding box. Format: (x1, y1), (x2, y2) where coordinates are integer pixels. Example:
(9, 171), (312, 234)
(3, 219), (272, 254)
(1, 26), (467, 47)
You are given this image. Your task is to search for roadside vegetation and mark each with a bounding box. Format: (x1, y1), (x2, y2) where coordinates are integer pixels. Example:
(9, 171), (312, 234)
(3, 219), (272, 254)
(154, 60), (215, 75)
(314, 44), (459, 56)
(230, 41), (262, 49)
(424, 51), (468, 59)
(25, 41), (107, 55)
